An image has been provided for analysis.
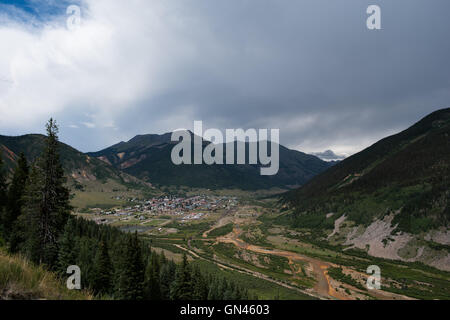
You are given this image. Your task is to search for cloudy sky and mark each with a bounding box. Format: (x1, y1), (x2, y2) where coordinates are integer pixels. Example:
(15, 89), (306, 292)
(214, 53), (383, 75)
(0, 0), (449, 155)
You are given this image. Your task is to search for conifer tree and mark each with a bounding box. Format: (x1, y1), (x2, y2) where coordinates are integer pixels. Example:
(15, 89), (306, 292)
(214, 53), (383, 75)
(192, 266), (208, 300)
(223, 279), (235, 300)
(20, 119), (71, 267)
(144, 253), (161, 300)
(4, 153), (28, 240)
(0, 155), (7, 240)
(159, 259), (176, 300)
(92, 241), (113, 296)
(207, 276), (220, 300)
(57, 218), (79, 276)
(77, 236), (97, 289)
(117, 233), (145, 300)
(170, 253), (193, 300)
(218, 277), (229, 300)
(20, 165), (45, 262)
(0, 155), (6, 205)
(232, 283), (242, 300)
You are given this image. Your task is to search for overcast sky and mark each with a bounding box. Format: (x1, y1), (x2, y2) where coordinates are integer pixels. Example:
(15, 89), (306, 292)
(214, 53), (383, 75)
(0, 0), (449, 155)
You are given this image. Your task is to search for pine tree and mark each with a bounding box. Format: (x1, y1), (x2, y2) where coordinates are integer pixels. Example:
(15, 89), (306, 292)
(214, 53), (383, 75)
(223, 279), (235, 300)
(20, 119), (71, 267)
(207, 276), (220, 300)
(116, 233), (145, 300)
(4, 153), (28, 240)
(20, 165), (45, 263)
(159, 260), (176, 300)
(232, 283), (242, 300)
(57, 218), (79, 276)
(92, 241), (113, 296)
(0, 155), (6, 206)
(192, 266), (208, 300)
(0, 155), (7, 241)
(218, 277), (229, 300)
(77, 236), (97, 289)
(170, 253), (193, 300)
(144, 252), (161, 300)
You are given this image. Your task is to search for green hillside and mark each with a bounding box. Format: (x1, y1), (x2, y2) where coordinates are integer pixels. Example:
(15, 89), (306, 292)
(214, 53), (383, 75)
(0, 134), (154, 209)
(283, 108), (450, 234)
(0, 248), (92, 300)
(89, 133), (333, 190)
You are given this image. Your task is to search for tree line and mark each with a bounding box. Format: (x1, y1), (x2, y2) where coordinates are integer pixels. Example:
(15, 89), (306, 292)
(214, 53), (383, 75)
(0, 119), (250, 300)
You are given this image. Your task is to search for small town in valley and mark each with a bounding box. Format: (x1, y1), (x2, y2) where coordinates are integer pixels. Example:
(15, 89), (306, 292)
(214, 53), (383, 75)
(81, 195), (239, 234)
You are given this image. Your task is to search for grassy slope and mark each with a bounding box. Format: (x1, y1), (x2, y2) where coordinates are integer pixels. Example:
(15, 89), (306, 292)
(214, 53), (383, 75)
(0, 248), (92, 300)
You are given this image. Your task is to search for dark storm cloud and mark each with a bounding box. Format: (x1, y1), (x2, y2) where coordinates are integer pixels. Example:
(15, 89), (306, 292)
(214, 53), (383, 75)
(1, 0), (449, 154)
(111, 0), (450, 154)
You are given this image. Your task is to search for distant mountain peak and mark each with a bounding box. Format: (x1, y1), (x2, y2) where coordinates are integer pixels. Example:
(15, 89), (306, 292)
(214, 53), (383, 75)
(311, 149), (347, 161)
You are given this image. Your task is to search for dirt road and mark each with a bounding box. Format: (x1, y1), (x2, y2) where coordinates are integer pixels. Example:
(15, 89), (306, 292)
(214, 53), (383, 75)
(176, 243), (322, 300)
(202, 211), (233, 238)
(159, 208), (411, 300)
(216, 228), (347, 300)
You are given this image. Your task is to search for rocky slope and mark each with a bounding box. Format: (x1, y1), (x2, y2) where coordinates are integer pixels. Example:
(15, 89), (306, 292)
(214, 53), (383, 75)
(283, 108), (450, 270)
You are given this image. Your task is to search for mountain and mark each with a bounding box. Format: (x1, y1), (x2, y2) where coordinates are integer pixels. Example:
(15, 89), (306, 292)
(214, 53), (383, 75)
(88, 133), (333, 190)
(282, 108), (450, 270)
(0, 134), (150, 190)
(311, 150), (346, 161)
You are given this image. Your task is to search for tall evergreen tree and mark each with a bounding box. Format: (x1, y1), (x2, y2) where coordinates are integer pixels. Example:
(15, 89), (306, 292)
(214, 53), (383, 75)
(222, 278), (236, 300)
(0, 155), (6, 205)
(144, 253), (161, 300)
(207, 276), (220, 300)
(218, 277), (229, 300)
(192, 266), (208, 300)
(20, 119), (71, 267)
(57, 218), (79, 276)
(170, 253), (193, 300)
(92, 241), (113, 296)
(116, 233), (145, 300)
(20, 165), (44, 262)
(232, 282), (243, 300)
(159, 259), (176, 300)
(4, 153), (29, 240)
(77, 236), (97, 289)
(0, 155), (7, 240)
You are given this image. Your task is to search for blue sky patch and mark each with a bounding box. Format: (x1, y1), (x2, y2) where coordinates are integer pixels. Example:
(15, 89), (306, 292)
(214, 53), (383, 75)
(0, 0), (83, 25)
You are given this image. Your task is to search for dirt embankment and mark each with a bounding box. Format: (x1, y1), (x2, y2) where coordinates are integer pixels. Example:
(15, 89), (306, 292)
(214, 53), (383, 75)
(216, 227), (348, 300)
(342, 215), (450, 272)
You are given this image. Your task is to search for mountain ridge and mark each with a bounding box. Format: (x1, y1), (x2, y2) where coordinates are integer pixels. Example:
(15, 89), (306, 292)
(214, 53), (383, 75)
(0, 133), (151, 190)
(88, 131), (334, 190)
(281, 108), (450, 270)
(284, 108), (450, 203)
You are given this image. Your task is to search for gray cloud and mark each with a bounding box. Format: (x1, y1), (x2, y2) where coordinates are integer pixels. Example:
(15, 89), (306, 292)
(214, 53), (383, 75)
(1, 0), (449, 155)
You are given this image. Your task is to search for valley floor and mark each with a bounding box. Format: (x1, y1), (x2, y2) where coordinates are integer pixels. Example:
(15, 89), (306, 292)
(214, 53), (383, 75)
(77, 190), (450, 300)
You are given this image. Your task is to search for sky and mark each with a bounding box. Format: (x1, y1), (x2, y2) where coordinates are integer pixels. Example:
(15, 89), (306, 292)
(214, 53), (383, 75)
(0, 0), (449, 155)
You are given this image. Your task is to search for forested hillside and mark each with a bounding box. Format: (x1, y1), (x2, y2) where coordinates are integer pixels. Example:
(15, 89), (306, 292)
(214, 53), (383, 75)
(0, 133), (150, 190)
(283, 108), (450, 234)
(89, 132), (333, 190)
(0, 120), (248, 300)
